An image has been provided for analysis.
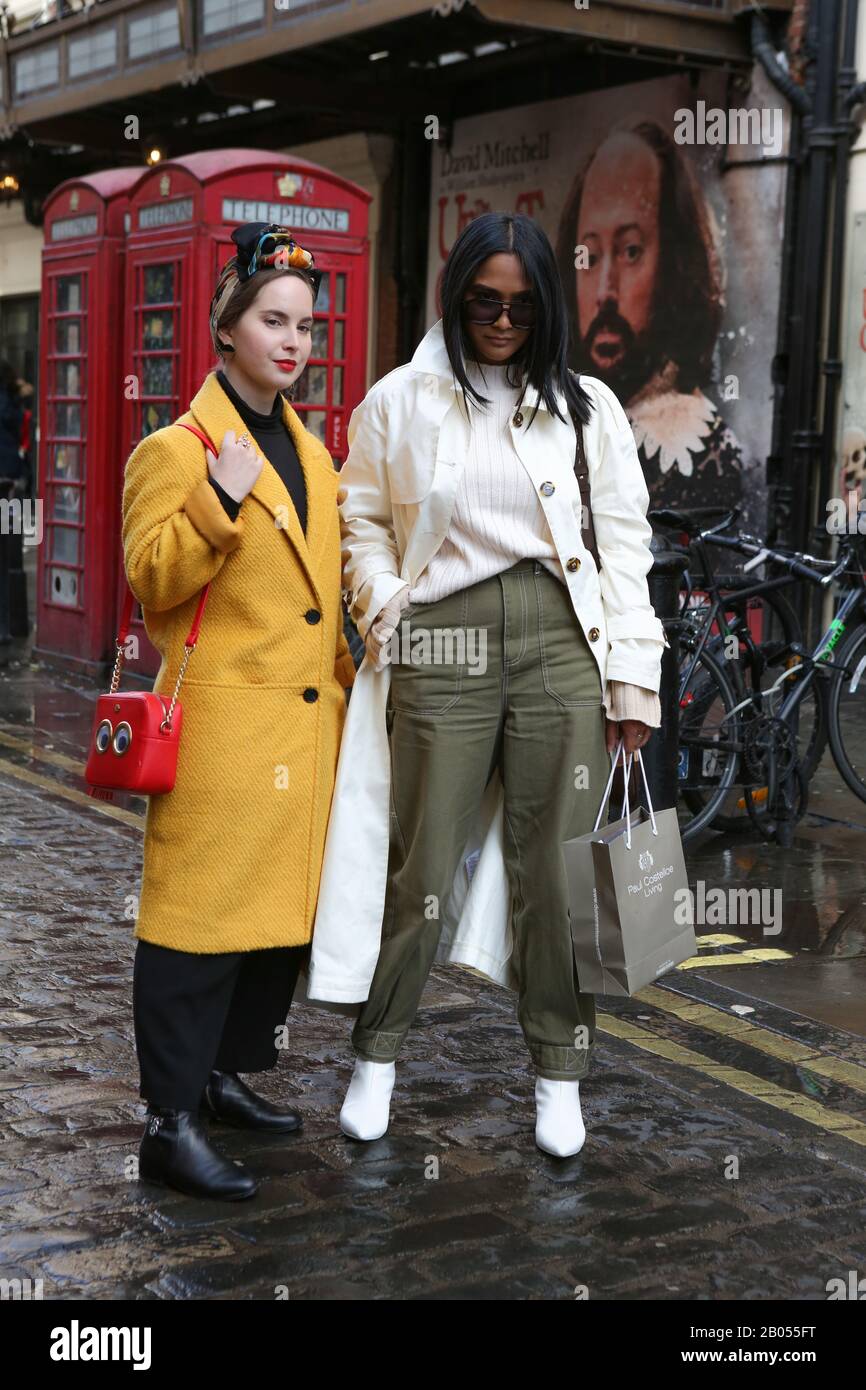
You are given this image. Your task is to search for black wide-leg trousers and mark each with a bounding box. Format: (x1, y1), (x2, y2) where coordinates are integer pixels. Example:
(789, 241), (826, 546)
(133, 939), (309, 1110)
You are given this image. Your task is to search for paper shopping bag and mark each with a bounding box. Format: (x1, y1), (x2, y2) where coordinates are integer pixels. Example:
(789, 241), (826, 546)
(564, 742), (694, 996)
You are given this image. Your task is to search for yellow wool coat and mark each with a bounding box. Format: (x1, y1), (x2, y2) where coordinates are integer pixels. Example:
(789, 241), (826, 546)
(121, 368), (356, 954)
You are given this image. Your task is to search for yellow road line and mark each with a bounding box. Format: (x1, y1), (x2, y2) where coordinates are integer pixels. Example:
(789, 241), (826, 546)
(597, 1013), (866, 1146)
(0, 728), (84, 774)
(677, 948), (792, 969)
(0, 757), (144, 829)
(695, 933), (747, 946)
(636, 983), (866, 1094)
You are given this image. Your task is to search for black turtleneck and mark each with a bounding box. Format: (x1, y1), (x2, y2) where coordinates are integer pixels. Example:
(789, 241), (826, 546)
(209, 369), (307, 535)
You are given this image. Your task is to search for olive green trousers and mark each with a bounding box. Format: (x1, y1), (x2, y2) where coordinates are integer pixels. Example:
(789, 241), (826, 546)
(351, 559), (611, 1080)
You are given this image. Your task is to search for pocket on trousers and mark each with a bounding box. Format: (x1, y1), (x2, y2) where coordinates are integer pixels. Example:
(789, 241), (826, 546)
(537, 578), (603, 708)
(388, 591), (466, 714)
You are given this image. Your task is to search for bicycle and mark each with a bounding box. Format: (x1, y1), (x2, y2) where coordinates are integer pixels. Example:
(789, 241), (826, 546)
(651, 510), (866, 844)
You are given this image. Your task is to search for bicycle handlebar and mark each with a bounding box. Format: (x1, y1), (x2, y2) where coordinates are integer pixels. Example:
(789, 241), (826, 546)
(688, 529), (848, 585)
(651, 505), (863, 587)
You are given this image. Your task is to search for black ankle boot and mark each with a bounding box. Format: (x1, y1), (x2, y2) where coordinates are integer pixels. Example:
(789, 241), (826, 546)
(202, 1070), (302, 1133)
(139, 1107), (259, 1200)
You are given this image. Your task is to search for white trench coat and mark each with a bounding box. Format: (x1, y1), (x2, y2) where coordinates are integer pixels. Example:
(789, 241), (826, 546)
(299, 319), (667, 1011)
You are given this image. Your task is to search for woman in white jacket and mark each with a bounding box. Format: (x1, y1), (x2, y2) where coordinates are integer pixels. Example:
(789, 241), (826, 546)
(310, 212), (667, 1157)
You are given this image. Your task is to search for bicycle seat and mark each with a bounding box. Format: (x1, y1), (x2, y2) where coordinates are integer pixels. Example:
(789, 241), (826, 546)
(649, 506), (737, 536)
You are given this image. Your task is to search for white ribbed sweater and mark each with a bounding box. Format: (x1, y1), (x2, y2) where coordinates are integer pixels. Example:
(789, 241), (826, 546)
(365, 359), (660, 726)
(409, 361), (562, 601)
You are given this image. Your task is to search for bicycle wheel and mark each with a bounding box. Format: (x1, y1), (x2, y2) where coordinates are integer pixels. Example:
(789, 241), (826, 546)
(677, 644), (741, 841)
(682, 587), (826, 827)
(826, 621), (866, 804)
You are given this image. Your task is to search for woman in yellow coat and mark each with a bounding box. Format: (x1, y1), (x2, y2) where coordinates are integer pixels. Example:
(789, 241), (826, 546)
(121, 224), (355, 1201)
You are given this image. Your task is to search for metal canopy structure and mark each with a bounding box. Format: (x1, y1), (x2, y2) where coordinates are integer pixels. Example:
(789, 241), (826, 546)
(0, 0), (781, 222)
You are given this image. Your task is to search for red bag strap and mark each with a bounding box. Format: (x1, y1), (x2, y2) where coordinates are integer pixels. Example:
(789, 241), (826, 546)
(115, 420), (219, 652)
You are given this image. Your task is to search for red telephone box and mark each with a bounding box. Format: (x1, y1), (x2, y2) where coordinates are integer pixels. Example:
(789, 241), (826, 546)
(120, 148), (371, 676)
(35, 167), (141, 672)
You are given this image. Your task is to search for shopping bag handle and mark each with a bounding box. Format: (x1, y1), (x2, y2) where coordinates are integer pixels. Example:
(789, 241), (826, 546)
(592, 738), (658, 848)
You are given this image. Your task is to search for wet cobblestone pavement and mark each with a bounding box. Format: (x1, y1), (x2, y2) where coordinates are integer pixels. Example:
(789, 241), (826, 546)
(2, 634), (866, 1301)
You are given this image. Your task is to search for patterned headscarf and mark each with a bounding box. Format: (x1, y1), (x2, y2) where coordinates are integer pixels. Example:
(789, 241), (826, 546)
(209, 222), (323, 356)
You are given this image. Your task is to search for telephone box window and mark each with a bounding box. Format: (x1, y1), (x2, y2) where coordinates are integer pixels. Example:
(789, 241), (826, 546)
(54, 361), (81, 396)
(44, 271), (86, 612)
(311, 321), (329, 357)
(57, 277), (82, 313)
(143, 264), (175, 303)
(295, 365), (328, 406)
(288, 264), (348, 457)
(304, 411), (327, 444)
(54, 443), (80, 482)
(134, 260), (180, 438)
(315, 273), (331, 313)
(56, 319), (81, 354)
(53, 486), (81, 522)
(143, 357), (174, 396)
(54, 402), (81, 437)
(50, 527), (80, 566)
(143, 313), (174, 350)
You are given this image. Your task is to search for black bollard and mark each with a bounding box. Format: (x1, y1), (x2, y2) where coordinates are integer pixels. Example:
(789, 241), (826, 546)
(0, 479), (30, 639)
(640, 536), (688, 812)
(7, 524), (29, 637)
(0, 481), (12, 644)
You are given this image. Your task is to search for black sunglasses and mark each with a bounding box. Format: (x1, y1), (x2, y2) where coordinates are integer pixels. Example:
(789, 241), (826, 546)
(462, 294), (536, 329)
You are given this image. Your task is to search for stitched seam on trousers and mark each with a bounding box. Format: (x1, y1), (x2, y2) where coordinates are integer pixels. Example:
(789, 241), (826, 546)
(382, 714), (404, 946)
(500, 572), (510, 722)
(504, 568), (528, 669)
(502, 802), (525, 987)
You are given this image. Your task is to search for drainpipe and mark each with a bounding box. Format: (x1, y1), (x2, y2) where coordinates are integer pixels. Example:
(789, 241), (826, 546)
(786, 1), (843, 557)
(815, 0), (862, 556)
(396, 120), (432, 365)
(749, 11), (812, 550)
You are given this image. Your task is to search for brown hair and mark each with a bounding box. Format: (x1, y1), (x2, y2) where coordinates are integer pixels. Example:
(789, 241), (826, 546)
(210, 265), (318, 361)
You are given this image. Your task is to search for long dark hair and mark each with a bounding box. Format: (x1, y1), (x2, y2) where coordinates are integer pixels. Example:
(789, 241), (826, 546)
(439, 212), (593, 429)
(555, 119), (722, 392)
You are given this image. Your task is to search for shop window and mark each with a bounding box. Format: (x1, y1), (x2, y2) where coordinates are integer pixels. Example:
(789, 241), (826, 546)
(128, 7), (182, 63)
(14, 45), (59, 99)
(68, 26), (118, 80)
(201, 0), (265, 38)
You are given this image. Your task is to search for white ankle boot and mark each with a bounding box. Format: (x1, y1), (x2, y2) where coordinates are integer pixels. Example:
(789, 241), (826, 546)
(340, 1058), (396, 1140)
(534, 1077), (586, 1157)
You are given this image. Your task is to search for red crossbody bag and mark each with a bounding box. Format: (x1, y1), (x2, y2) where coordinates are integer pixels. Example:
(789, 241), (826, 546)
(85, 422), (217, 800)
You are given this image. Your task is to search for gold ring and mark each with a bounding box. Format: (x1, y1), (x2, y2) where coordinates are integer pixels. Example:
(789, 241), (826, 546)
(238, 432), (251, 447)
